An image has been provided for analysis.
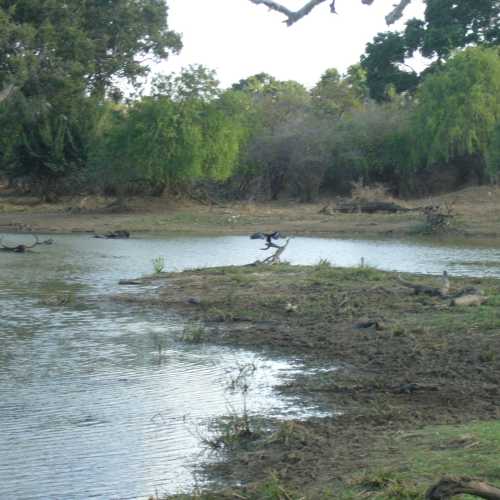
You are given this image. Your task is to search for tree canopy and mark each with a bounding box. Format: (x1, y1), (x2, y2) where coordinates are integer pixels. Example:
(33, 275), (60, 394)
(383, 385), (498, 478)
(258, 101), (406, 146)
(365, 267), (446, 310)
(412, 47), (500, 179)
(361, 0), (500, 100)
(0, 0), (181, 97)
(0, 0), (181, 193)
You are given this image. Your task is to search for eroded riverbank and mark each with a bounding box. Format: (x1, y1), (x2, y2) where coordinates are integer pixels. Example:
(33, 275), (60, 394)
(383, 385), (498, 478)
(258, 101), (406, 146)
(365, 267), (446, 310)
(116, 263), (500, 499)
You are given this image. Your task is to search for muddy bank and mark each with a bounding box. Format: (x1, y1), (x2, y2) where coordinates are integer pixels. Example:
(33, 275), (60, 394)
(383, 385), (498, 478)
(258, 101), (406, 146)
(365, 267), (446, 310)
(1, 186), (500, 240)
(117, 264), (500, 498)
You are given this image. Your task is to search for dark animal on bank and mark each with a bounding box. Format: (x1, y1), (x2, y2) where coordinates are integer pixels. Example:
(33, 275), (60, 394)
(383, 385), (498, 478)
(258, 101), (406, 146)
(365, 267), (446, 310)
(0, 234), (43, 253)
(250, 231), (286, 250)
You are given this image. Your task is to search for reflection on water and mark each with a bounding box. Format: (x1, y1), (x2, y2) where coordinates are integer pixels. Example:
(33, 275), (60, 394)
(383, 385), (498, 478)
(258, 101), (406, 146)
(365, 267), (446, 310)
(1, 233), (500, 499)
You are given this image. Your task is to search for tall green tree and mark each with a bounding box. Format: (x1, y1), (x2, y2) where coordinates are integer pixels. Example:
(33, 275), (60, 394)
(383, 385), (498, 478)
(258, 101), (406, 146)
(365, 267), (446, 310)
(361, 32), (419, 101)
(412, 47), (500, 182)
(0, 0), (181, 97)
(90, 67), (252, 195)
(0, 0), (181, 193)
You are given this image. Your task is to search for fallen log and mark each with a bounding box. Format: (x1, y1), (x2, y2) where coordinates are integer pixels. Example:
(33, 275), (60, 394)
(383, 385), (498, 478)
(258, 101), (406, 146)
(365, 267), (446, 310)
(334, 200), (410, 214)
(426, 477), (500, 499)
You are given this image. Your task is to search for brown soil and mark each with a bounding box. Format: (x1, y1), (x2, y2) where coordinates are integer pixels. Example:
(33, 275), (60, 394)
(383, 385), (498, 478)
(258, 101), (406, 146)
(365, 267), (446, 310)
(116, 264), (500, 498)
(1, 185), (500, 240)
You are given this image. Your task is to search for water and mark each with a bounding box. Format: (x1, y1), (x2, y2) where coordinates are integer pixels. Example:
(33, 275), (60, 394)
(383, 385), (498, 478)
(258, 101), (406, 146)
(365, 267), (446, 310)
(1, 233), (500, 499)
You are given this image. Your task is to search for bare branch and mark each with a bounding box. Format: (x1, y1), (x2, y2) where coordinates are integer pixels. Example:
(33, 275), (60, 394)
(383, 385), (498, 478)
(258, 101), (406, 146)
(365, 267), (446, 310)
(385, 0), (413, 25)
(248, 0), (412, 26)
(249, 0), (336, 26)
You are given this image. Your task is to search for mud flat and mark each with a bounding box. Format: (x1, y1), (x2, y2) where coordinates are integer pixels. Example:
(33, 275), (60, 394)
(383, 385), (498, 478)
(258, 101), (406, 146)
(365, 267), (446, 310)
(116, 263), (500, 499)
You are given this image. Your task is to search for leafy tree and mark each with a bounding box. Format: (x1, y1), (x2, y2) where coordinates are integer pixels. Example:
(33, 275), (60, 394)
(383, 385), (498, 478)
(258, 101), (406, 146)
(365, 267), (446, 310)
(286, 115), (332, 202)
(231, 73), (277, 94)
(324, 101), (412, 193)
(0, 0), (181, 97)
(486, 123), (500, 181)
(361, 0), (500, 100)
(153, 64), (220, 102)
(235, 76), (311, 199)
(311, 66), (367, 117)
(361, 31), (419, 101)
(405, 0), (500, 60)
(0, 0), (181, 193)
(412, 47), (500, 183)
(90, 70), (252, 195)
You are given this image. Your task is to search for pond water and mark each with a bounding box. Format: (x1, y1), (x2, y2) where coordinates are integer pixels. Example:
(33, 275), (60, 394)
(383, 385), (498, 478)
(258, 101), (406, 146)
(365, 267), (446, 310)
(1, 233), (500, 499)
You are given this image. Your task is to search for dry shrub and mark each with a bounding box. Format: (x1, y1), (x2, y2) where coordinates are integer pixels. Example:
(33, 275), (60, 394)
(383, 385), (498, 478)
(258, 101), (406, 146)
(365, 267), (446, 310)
(350, 181), (394, 202)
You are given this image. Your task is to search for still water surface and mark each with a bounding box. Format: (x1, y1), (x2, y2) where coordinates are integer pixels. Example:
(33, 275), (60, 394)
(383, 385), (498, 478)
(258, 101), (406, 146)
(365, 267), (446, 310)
(1, 233), (500, 499)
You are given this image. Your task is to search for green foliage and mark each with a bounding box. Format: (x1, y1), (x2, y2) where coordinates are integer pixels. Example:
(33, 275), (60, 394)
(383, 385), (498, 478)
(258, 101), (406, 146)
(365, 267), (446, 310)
(152, 64), (220, 102)
(90, 97), (203, 193)
(486, 122), (500, 180)
(311, 66), (367, 117)
(90, 69), (251, 194)
(361, 32), (419, 102)
(0, 91), (101, 194)
(412, 47), (500, 174)
(325, 101), (412, 193)
(406, 0), (500, 60)
(235, 75), (312, 200)
(151, 256), (165, 274)
(361, 0), (500, 101)
(0, 0), (181, 193)
(0, 0), (181, 96)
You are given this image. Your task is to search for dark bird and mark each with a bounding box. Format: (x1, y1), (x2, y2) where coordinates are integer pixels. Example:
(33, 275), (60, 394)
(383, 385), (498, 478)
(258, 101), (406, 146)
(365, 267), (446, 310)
(250, 231), (286, 250)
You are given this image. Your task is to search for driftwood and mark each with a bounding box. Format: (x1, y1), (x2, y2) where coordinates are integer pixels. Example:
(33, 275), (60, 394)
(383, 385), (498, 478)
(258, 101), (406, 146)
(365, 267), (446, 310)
(426, 477), (500, 499)
(250, 239), (290, 265)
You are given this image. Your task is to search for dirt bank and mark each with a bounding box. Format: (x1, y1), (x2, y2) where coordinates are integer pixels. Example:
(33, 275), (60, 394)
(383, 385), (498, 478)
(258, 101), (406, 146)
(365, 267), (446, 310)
(1, 185), (500, 240)
(116, 263), (500, 499)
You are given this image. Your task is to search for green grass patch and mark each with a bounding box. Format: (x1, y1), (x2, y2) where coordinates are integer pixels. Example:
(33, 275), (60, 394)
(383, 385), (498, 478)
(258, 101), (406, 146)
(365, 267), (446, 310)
(341, 420), (500, 499)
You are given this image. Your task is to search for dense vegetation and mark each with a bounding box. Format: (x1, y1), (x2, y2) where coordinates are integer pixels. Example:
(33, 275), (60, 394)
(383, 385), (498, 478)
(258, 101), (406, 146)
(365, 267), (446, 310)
(0, 0), (499, 201)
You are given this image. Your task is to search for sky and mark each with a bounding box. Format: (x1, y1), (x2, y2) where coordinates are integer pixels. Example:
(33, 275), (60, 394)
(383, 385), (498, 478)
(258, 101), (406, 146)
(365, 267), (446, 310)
(154, 0), (426, 89)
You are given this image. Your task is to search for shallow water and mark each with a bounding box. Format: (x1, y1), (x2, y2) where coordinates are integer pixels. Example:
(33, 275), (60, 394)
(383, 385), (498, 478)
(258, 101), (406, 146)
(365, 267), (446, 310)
(1, 233), (500, 499)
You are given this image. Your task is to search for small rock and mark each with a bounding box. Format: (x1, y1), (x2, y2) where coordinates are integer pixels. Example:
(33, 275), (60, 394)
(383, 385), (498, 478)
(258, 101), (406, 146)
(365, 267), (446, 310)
(187, 297), (201, 305)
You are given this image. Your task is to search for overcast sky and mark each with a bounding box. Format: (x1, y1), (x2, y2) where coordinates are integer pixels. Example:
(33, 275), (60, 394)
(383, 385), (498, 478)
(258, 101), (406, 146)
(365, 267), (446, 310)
(154, 0), (426, 89)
